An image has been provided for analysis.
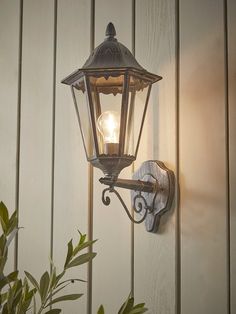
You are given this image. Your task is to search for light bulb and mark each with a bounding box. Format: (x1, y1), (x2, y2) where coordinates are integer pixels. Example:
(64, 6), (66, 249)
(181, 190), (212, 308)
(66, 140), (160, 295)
(97, 111), (120, 154)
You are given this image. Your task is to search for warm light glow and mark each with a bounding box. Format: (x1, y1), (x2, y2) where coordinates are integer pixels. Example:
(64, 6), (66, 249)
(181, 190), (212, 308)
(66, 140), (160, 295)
(97, 111), (120, 143)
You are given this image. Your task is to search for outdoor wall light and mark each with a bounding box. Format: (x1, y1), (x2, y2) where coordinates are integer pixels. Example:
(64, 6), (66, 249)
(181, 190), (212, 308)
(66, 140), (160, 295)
(62, 23), (174, 232)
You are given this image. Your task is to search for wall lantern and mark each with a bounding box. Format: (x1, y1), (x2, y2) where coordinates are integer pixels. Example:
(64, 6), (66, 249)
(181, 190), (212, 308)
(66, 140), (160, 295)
(62, 23), (174, 232)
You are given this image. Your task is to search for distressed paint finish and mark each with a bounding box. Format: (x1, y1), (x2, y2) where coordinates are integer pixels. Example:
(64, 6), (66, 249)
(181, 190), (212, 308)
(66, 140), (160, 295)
(179, 1), (228, 313)
(53, 1), (91, 313)
(134, 1), (177, 313)
(131, 161), (175, 233)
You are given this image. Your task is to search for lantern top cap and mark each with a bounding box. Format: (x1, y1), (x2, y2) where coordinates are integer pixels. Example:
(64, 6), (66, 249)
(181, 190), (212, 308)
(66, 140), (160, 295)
(81, 22), (144, 70)
(105, 22), (116, 38)
(61, 22), (162, 85)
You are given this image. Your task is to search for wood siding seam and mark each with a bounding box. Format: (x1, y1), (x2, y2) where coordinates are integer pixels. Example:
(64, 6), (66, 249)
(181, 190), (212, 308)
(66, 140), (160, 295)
(90, 0), (95, 53)
(175, 0), (181, 313)
(132, 0), (136, 56)
(50, 0), (58, 273)
(87, 2), (95, 314)
(14, 0), (24, 271)
(223, 0), (231, 313)
(131, 0), (135, 298)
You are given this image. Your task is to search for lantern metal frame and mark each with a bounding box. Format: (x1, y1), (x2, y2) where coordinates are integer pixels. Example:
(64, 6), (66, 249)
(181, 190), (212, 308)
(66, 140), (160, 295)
(62, 22), (175, 232)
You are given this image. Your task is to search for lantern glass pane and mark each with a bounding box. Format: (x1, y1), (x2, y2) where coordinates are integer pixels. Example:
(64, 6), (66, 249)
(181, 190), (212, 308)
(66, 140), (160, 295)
(124, 75), (149, 156)
(88, 74), (124, 155)
(72, 77), (95, 159)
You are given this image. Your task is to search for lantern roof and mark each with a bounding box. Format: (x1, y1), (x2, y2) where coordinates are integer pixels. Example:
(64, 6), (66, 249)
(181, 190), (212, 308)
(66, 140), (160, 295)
(82, 22), (144, 70)
(61, 23), (162, 86)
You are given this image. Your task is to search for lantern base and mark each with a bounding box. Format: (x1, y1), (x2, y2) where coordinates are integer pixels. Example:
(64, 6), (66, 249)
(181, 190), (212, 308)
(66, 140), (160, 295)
(89, 154), (135, 178)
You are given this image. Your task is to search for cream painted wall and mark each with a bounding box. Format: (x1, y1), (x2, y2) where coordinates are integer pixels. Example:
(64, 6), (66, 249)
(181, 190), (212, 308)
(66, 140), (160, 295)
(0, 0), (235, 314)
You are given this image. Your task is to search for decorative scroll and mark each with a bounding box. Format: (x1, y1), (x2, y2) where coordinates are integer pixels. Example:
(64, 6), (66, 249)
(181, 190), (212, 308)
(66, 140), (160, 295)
(101, 187), (151, 224)
(100, 161), (175, 232)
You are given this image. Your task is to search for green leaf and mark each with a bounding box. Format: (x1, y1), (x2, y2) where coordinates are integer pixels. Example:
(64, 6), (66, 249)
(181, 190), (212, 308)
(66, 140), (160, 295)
(33, 295), (36, 314)
(46, 293), (82, 307)
(12, 279), (23, 309)
(8, 270), (19, 281)
(0, 256), (7, 277)
(2, 302), (8, 314)
(25, 271), (40, 292)
(132, 303), (146, 309)
(46, 284), (70, 303)
(79, 233), (86, 245)
(56, 278), (86, 288)
(0, 217), (7, 235)
(54, 270), (65, 288)
(66, 252), (96, 269)
(6, 211), (18, 236)
(6, 228), (18, 249)
(123, 297), (134, 313)
(64, 239), (73, 268)
(49, 265), (57, 289)
(118, 294), (132, 314)
(0, 202), (9, 233)
(39, 271), (50, 302)
(73, 239), (97, 256)
(44, 309), (61, 314)
(97, 305), (105, 314)
(19, 288), (36, 313)
(118, 295), (148, 314)
(0, 291), (8, 304)
(0, 233), (6, 253)
(128, 307), (148, 314)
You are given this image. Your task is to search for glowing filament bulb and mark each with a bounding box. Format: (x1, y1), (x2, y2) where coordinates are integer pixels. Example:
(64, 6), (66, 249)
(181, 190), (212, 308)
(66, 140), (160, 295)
(97, 111), (120, 154)
(97, 111), (120, 143)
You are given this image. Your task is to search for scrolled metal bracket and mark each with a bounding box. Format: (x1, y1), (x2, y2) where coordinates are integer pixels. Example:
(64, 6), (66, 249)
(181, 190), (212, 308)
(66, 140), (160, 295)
(102, 187), (149, 224)
(100, 160), (175, 233)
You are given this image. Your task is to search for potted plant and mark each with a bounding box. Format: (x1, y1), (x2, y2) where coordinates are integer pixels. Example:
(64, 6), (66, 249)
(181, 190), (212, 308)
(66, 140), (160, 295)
(0, 202), (148, 314)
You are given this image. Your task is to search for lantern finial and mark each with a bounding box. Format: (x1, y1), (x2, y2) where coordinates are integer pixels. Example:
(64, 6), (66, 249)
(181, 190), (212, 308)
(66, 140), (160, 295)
(105, 22), (116, 38)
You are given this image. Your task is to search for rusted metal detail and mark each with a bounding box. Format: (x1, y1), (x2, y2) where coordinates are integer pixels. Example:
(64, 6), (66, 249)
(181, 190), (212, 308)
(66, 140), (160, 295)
(105, 22), (116, 38)
(61, 24), (170, 226)
(99, 177), (157, 193)
(119, 72), (129, 155)
(131, 160), (175, 232)
(61, 22), (162, 86)
(89, 155), (135, 179)
(100, 160), (175, 232)
(82, 22), (144, 71)
(101, 187), (148, 224)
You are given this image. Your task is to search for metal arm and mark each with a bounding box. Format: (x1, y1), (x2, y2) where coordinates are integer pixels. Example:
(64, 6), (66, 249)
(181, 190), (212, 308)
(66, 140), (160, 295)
(101, 186), (151, 224)
(99, 177), (158, 193)
(99, 161), (175, 232)
(100, 175), (159, 224)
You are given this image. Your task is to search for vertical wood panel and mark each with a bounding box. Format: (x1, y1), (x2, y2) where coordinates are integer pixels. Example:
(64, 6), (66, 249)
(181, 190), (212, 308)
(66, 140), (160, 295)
(179, 1), (228, 313)
(1, 1), (236, 313)
(0, 0), (20, 273)
(134, 1), (177, 313)
(228, 0), (236, 312)
(53, 1), (91, 313)
(92, 1), (133, 312)
(18, 0), (54, 279)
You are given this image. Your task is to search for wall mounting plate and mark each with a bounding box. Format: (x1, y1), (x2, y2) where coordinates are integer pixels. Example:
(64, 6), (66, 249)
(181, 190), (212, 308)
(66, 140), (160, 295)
(131, 160), (175, 232)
